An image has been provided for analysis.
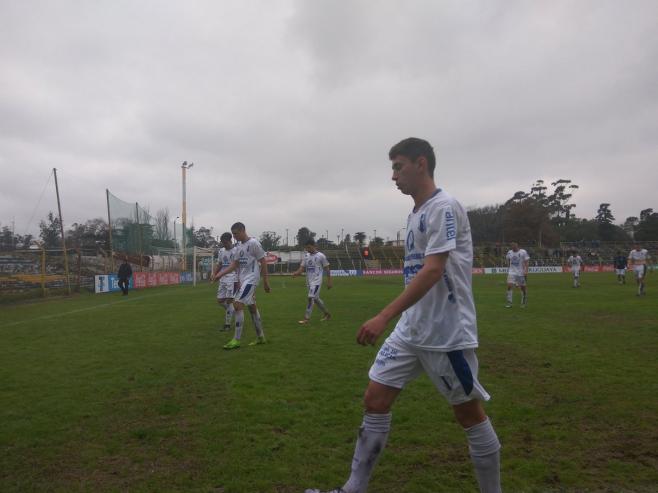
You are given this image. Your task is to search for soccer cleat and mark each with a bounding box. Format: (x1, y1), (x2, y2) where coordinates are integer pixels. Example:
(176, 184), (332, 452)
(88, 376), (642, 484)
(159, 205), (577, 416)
(320, 313), (332, 322)
(222, 324), (231, 331)
(223, 339), (240, 350)
(248, 336), (267, 346)
(298, 319), (309, 325)
(304, 488), (346, 493)
(505, 303), (512, 308)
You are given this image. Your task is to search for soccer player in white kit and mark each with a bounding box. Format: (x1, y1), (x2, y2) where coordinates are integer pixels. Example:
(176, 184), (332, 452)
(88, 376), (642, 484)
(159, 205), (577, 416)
(505, 242), (529, 307)
(566, 251), (583, 288)
(213, 232), (238, 331)
(213, 222), (271, 349)
(292, 238), (333, 324)
(628, 243), (651, 296)
(306, 138), (501, 493)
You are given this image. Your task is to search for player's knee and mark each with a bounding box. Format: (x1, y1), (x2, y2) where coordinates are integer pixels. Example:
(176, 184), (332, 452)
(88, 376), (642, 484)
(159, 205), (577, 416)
(363, 387), (392, 413)
(452, 399), (487, 428)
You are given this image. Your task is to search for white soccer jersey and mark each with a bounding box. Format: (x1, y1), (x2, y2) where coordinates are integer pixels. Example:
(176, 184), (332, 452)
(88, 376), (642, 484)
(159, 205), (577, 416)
(234, 237), (266, 285)
(567, 255), (583, 270)
(303, 251), (329, 286)
(217, 247), (237, 283)
(507, 249), (530, 276)
(390, 189), (478, 351)
(629, 249), (649, 266)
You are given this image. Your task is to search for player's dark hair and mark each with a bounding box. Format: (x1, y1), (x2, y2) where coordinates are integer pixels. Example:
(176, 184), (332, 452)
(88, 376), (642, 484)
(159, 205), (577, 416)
(389, 137), (436, 178)
(231, 222), (245, 232)
(220, 232), (232, 242)
(305, 239), (316, 246)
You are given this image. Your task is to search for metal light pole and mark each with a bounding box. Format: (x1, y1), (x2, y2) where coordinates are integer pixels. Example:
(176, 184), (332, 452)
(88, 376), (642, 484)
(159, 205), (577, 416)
(396, 227), (406, 245)
(173, 216), (180, 251)
(181, 161), (193, 270)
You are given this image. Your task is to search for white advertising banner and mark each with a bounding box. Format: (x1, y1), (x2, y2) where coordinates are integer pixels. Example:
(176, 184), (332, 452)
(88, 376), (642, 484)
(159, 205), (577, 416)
(484, 266), (563, 275)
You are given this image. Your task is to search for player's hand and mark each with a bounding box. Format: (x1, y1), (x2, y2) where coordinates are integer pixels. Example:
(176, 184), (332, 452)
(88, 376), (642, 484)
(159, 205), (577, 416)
(263, 279), (271, 293)
(357, 314), (388, 346)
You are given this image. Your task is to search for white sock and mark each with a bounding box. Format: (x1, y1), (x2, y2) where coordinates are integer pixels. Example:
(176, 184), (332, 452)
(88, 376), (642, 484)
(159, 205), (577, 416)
(234, 310), (244, 340)
(225, 302), (234, 325)
(466, 418), (501, 493)
(315, 297), (328, 314)
(250, 309), (264, 337)
(342, 413), (391, 493)
(506, 290), (512, 304)
(304, 298), (314, 319)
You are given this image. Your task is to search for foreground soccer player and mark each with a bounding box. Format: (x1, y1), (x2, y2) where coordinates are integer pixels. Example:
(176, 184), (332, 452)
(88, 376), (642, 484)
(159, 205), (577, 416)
(566, 251), (583, 288)
(628, 243), (651, 296)
(213, 222), (271, 349)
(505, 242), (529, 307)
(213, 232), (238, 331)
(306, 138), (501, 493)
(292, 239), (333, 324)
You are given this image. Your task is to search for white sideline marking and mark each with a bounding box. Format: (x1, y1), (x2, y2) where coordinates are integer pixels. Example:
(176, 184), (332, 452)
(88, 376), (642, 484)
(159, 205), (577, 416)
(1, 291), (172, 328)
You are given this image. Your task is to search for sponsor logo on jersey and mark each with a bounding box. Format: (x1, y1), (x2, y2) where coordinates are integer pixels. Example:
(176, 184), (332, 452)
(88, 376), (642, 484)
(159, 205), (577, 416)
(445, 210), (456, 240)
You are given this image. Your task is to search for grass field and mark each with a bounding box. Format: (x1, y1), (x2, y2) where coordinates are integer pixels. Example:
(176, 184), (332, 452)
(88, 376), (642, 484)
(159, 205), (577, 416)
(1, 273), (657, 492)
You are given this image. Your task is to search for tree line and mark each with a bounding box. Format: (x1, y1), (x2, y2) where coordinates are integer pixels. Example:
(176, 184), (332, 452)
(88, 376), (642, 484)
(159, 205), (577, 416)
(467, 179), (658, 246)
(2, 180), (657, 252)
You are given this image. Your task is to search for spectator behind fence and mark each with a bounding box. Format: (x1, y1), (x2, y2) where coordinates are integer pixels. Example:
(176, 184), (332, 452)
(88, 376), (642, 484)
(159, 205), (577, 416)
(117, 258), (133, 295)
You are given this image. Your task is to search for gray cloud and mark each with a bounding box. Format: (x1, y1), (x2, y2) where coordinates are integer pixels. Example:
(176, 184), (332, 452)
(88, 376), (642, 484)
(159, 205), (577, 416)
(1, 0), (657, 243)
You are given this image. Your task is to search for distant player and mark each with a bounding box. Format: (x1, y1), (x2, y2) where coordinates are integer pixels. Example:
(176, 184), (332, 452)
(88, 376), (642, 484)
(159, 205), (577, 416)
(213, 222), (271, 349)
(628, 243), (651, 296)
(291, 239), (333, 324)
(566, 251), (583, 288)
(305, 137), (501, 493)
(505, 242), (529, 307)
(613, 250), (627, 284)
(213, 232), (238, 331)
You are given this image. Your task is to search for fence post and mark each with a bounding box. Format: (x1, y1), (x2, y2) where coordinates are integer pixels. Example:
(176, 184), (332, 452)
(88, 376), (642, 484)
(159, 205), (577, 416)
(41, 247), (46, 298)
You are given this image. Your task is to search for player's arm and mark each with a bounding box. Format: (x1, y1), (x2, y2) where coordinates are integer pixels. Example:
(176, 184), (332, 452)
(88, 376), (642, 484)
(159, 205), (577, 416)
(291, 264), (305, 278)
(357, 252), (448, 346)
(259, 257), (271, 292)
(324, 265), (332, 289)
(214, 260), (238, 281)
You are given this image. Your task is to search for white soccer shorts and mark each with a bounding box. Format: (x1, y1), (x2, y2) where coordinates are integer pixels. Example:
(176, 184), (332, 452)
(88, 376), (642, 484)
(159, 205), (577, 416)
(616, 269), (626, 276)
(306, 283), (322, 299)
(634, 265), (647, 279)
(217, 281), (237, 300)
(571, 268), (580, 278)
(235, 282), (257, 305)
(507, 274), (526, 286)
(368, 336), (491, 405)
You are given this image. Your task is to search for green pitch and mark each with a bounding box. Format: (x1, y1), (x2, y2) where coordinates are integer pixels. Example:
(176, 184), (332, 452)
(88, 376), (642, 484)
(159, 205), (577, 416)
(1, 274), (656, 492)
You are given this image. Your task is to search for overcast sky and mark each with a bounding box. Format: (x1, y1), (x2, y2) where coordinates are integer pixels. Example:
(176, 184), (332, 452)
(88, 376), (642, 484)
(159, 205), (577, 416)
(2, 0), (657, 244)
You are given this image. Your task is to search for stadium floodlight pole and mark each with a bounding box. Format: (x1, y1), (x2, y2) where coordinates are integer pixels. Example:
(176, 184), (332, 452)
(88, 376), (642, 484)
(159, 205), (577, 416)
(181, 161), (194, 271)
(53, 168), (72, 295)
(173, 216), (180, 253)
(106, 189), (115, 272)
(396, 227), (406, 245)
